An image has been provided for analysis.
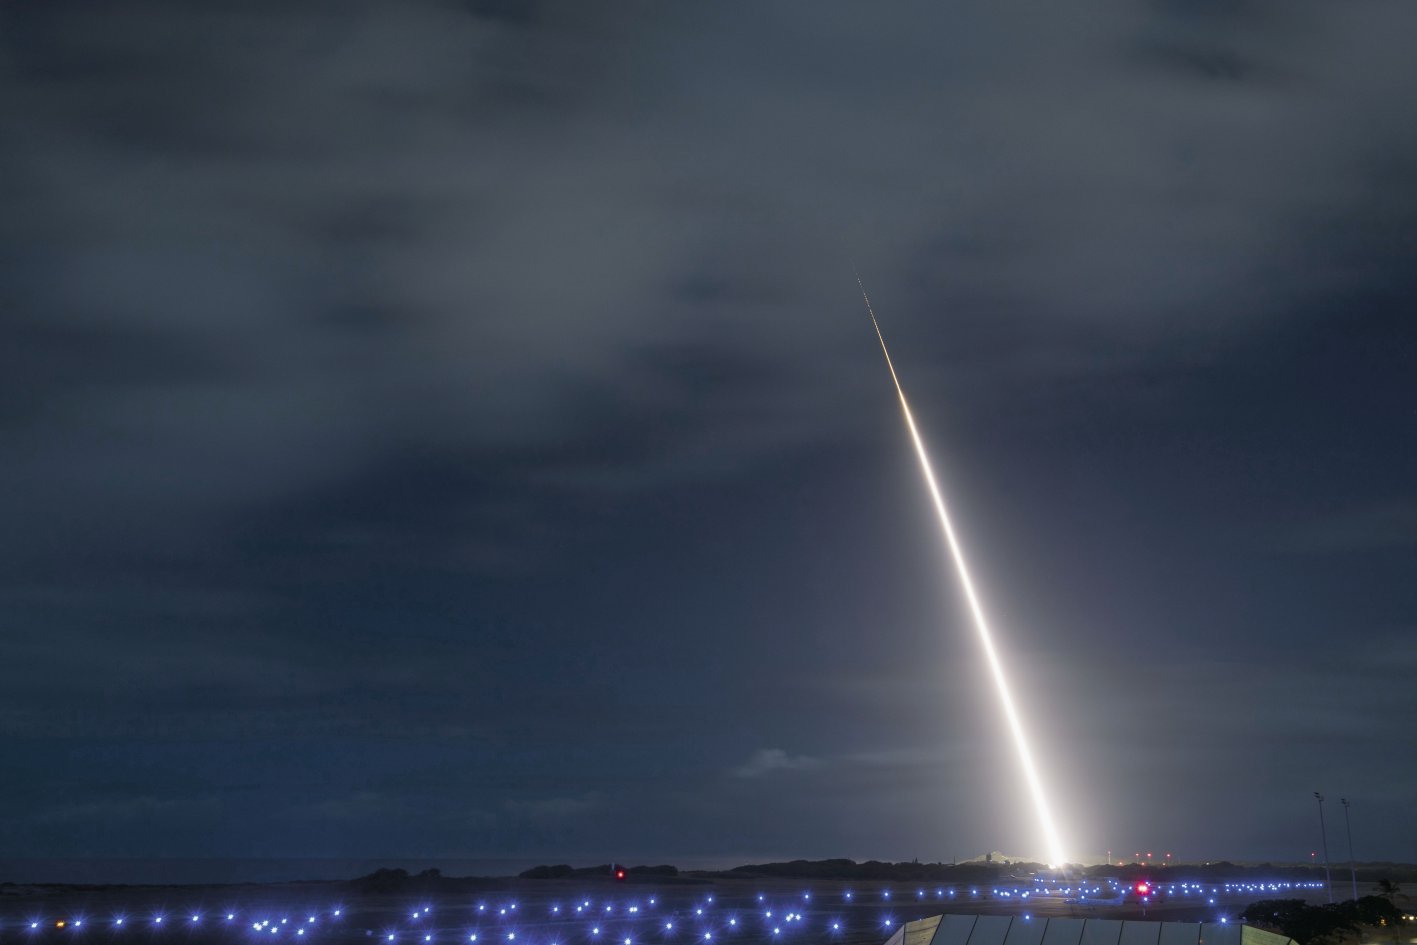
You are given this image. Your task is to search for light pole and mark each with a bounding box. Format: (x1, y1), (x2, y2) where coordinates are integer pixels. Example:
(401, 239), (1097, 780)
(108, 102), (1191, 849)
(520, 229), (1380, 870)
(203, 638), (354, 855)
(1341, 798), (1358, 901)
(1315, 791), (1333, 903)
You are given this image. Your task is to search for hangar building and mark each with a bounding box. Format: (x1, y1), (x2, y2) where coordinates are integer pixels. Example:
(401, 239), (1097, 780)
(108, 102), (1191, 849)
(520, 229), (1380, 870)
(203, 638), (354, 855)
(882, 915), (1297, 945)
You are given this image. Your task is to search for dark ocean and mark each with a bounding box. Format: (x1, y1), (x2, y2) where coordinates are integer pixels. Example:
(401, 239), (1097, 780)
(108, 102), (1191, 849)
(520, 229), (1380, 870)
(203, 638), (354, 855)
(0, 856), (759, 886)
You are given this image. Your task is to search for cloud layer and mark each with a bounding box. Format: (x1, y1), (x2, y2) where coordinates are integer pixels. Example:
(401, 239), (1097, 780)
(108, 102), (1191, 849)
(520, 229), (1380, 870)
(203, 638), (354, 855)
(2, 0), (1415, 863)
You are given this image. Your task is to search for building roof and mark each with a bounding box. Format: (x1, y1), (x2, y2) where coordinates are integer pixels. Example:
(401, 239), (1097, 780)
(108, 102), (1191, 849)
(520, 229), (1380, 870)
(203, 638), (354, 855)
(883, 915), (1299, 945)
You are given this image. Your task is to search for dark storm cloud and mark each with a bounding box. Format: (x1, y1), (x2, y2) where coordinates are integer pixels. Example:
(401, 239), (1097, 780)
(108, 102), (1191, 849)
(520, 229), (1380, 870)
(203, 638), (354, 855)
(1280, 500), (1417, 553)
(2, 0), (1415, 862)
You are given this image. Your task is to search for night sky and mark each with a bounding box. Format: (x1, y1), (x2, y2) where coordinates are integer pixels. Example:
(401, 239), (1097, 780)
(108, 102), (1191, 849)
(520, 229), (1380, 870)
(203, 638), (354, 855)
(3, 1), (1415, 867)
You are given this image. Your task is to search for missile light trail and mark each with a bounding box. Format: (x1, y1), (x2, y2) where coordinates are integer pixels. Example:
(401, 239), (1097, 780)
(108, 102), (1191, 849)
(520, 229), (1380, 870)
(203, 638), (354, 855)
(858, 276), (1068, 868)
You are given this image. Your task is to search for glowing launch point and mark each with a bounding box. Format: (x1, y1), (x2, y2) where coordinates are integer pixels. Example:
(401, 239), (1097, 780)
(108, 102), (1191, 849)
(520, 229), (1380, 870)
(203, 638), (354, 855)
(859, 276), (1068, 868)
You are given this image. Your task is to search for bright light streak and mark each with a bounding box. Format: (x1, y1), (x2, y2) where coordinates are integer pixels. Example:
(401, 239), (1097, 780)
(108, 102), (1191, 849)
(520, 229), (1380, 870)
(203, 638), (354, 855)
(859, 276), (1068, 868)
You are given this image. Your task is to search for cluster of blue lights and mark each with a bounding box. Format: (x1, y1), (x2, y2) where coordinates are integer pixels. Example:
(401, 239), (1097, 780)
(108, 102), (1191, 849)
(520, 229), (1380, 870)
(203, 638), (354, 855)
(10, 909), (345, 937)
(2, 878), (1322, 944)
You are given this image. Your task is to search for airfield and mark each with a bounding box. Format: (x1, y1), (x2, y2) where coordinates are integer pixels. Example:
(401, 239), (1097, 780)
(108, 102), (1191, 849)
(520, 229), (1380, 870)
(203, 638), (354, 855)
(0, 873), (1345, 945)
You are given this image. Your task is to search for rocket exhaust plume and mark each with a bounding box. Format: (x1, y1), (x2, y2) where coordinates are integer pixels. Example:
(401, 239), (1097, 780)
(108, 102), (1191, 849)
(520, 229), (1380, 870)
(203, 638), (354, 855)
(858, 275), (1068, 868)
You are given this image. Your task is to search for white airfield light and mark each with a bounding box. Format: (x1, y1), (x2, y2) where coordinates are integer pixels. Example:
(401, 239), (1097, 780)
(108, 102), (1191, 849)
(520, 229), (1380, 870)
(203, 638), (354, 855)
(859, 275), (1069, 868)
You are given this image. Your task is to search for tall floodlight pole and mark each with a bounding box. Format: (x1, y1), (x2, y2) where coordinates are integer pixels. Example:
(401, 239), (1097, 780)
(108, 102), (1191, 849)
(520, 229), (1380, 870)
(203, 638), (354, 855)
(1314, 791), (1333, 903)
(1341, 798), (1358, 901)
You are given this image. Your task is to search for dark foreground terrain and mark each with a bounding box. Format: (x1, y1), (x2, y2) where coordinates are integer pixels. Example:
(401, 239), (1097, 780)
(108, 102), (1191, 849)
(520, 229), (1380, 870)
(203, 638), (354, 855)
(4, 862), (1386, 945)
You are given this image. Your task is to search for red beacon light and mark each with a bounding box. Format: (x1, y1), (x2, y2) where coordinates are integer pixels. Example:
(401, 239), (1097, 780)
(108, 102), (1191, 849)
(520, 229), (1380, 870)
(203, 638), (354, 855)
(613, 867), (627, 883)
(1135, 882), (1151, 896)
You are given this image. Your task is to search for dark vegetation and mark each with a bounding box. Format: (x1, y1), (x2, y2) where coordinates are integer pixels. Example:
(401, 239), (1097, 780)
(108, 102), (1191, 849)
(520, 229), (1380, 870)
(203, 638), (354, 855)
(518, 864), (681, 880)
(346, 868), (506, 894)
(4, 858), (1414, 895)
(709, 859), (1007, 882)
(1239, 896), (1404, 944)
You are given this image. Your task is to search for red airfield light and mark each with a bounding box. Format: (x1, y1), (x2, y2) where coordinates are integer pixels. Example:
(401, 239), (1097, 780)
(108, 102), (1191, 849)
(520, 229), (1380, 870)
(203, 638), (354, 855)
(1135, 882), (1151, 896)
(614, 868), (627, 882)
